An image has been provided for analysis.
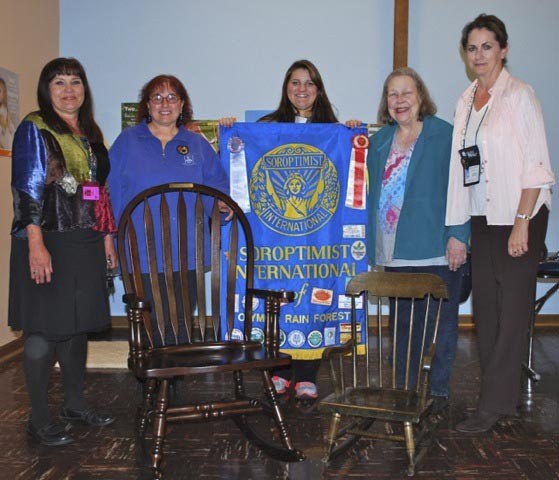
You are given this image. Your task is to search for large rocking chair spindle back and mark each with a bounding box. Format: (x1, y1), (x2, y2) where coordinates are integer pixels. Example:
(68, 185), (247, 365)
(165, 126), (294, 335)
(117, 183), (304, 478)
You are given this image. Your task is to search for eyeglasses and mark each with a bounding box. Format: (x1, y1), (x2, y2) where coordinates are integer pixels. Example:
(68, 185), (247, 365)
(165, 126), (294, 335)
(149, 93), (181, 104)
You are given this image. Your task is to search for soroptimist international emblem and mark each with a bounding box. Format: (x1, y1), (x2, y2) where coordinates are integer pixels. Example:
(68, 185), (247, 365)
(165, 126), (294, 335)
(249, 143), (339, 236)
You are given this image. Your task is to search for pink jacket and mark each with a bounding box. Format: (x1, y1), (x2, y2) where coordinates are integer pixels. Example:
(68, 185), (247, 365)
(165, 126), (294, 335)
(446, 68), (554, 226)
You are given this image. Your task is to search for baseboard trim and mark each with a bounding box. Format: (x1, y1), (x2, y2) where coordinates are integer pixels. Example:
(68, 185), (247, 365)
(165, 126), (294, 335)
(111, 314), (559, 330)
(111, 316), (128, 329)
(457, 314), (559, 328)
(1, 313), (558, 365)
(369, 314), (559, 329)
(0, 336), (24, 363)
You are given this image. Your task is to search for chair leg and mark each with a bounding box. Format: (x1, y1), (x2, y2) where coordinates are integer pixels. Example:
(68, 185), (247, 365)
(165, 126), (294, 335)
(151, 379), (169, 480)
(323, 412), (342, 462)
(323, 415), (375, 462)
(262, 370), (297, 450)
(138, 378), (157, 438)
(404, 422), (416, 476)
(233, 370), (245, 399)
(233, 370), (304, 462)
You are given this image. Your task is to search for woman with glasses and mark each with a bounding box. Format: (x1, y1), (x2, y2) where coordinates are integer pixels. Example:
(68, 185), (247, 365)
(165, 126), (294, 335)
(367, 67), (469, 415)
(109, 74), (229, 217)
(108, 75), (230, 344)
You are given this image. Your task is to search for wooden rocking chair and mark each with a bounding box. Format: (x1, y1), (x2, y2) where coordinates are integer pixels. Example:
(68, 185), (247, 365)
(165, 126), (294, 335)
(117, 182), (304, 478)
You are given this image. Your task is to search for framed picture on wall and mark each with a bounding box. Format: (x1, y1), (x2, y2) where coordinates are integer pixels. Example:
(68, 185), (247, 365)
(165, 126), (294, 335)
(0, 66), (19, 156)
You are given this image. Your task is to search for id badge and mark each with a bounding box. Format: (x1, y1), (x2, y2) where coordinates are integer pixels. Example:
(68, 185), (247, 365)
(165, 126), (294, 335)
(459, 145), (481, 187)
(82, 181), (100, 201)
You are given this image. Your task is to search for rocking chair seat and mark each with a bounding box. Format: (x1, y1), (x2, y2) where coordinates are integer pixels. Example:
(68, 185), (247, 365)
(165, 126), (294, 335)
(322, 387), (433, 424)
(132, 343), (292, 378)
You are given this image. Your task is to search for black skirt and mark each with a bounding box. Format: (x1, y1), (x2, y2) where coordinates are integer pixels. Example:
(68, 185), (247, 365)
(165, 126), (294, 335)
(8, 229), (111, 339)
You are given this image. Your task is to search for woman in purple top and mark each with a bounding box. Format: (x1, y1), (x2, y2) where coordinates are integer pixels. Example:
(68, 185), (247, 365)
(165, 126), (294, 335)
(109, 75), (231, 344)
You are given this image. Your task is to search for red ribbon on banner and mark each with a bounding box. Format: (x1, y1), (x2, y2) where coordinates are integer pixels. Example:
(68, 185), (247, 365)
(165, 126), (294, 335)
(348, 134), (369, 209)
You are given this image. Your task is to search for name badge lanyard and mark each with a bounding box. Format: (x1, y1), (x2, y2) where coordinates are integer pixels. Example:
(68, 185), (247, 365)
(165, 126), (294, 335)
(462, 87), (489, 150)
(83, 139), (97, 182)
(459, 86), (488, 187)
(82, 138), (100, 200)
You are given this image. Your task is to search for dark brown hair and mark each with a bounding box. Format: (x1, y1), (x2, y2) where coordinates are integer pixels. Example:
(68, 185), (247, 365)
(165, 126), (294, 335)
(461, 14), (508, 64)
(37, 57), (103, 142)
(260, 59), (338, 123)
(136, 75), (193, 126)
(377, 67), (437, 125)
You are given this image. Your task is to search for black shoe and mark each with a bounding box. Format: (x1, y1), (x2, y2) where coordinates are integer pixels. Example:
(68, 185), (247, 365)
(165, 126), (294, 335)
(27, 422), (74, 446)
(60, 407), (115, 427)
(430, 396), (449, 415)
(455, 410), (502, 433)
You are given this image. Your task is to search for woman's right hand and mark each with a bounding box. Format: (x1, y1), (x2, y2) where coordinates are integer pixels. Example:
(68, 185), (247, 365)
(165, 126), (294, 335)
(26, 225), (53, 284)
(446, 237), (467, 272)
(218, 117), (237, 128)
(344, 119), (363, 128)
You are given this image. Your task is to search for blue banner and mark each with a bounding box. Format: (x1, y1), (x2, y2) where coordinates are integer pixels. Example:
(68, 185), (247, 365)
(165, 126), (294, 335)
(219, 123), (368, 359)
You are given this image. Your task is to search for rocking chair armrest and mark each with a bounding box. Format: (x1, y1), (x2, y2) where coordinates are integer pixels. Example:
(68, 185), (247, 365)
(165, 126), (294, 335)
(248, 288), (294, 355)
(322, 341), (354, 397)
(122, 293), (151, 311)
(122, 293), (151, 366)
(419, 353), (435, 400)
(249, 288), (295, 303)
(422, 353), (434, 372)
(322, 341), (354, 361)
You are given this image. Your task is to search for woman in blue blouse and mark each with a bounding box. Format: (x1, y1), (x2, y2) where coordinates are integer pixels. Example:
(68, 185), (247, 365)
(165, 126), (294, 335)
(109, 75), (231, 344)
(367, 68), (470, 412)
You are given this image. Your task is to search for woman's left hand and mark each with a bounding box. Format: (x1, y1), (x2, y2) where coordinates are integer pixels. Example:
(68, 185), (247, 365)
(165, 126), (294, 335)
(218, 117), (237, 128)
(446, 237), (468, 271)
(104, 235), (118, 269)
(344, 120), (363, 128)
(508, 220), (529, 257)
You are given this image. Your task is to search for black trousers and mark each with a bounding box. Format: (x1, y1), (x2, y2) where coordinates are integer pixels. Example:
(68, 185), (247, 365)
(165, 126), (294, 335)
(471, 207), (548, 415)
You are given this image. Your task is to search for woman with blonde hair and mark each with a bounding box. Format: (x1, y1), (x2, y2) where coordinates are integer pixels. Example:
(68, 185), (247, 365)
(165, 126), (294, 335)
(367, 67), (469, 413)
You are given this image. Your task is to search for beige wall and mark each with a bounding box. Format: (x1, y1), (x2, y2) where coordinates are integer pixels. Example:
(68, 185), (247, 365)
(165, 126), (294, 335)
(0, 0), (59, 346)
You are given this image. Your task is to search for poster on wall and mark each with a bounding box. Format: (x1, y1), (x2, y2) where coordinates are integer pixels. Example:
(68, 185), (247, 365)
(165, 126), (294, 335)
(0, 66), (19, 156)
(121, 102), (138, 131)
(120, 102), (219, 153)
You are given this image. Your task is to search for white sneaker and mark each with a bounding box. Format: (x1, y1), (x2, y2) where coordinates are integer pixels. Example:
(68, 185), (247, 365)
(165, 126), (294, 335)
(294, 382), (318, 399)
(272, 376), (290, 395)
